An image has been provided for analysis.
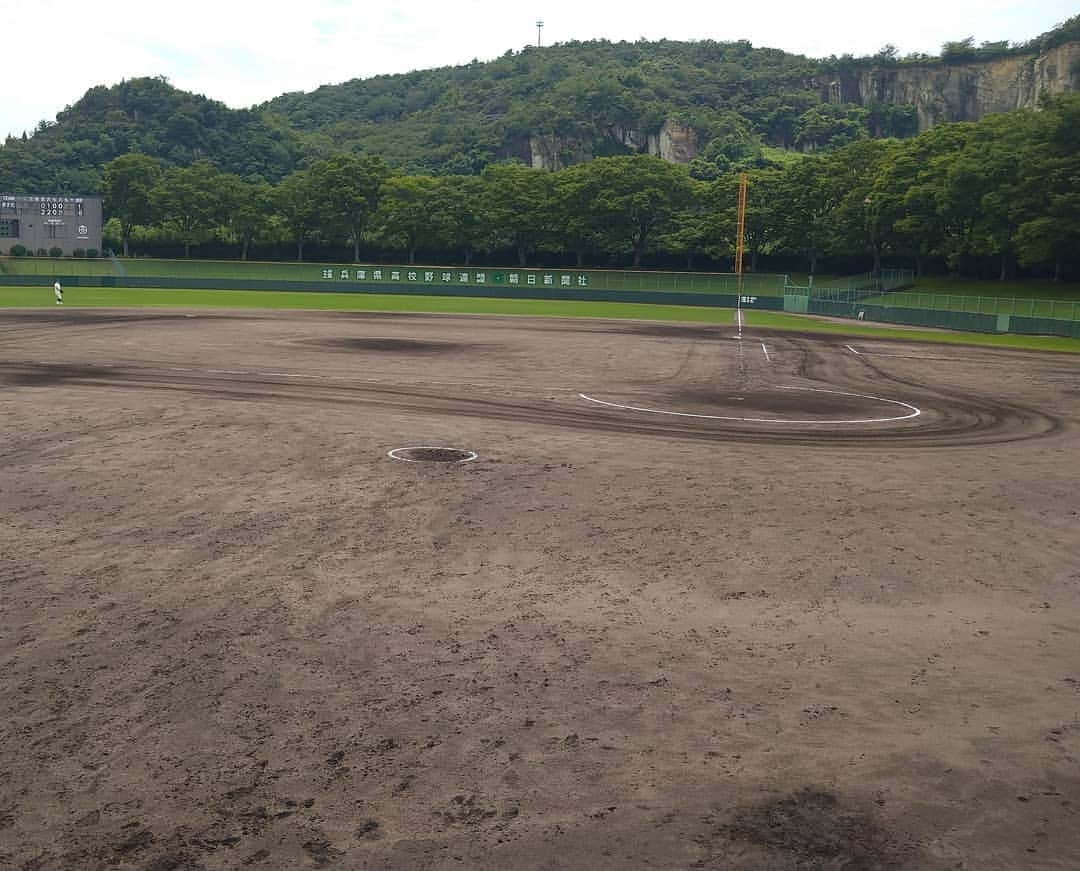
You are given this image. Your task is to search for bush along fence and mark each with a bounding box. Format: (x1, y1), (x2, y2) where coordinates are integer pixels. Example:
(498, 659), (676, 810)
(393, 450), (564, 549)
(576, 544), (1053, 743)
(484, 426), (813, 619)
(783, 270), (1080, 339)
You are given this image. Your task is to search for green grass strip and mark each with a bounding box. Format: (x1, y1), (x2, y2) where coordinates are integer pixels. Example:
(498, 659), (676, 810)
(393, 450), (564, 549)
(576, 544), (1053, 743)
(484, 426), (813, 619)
(3, 285), (1078, 353)
(0, 286), (745, 322)
(746, 310), (1080, 353)
(910, 278), (1080, 300)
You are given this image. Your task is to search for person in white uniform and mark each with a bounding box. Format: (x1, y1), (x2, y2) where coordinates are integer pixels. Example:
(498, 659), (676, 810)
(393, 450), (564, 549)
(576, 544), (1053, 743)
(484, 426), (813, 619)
(54, 280), (63, 305)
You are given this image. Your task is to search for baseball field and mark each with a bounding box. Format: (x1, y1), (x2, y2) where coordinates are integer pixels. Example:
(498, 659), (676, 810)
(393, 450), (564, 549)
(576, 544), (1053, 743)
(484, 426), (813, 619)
(1, 298), (1078, 869)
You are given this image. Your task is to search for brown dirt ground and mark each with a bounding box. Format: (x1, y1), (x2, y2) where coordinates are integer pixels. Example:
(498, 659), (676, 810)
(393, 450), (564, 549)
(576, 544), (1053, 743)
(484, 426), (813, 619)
(0, 308), (1078, 871)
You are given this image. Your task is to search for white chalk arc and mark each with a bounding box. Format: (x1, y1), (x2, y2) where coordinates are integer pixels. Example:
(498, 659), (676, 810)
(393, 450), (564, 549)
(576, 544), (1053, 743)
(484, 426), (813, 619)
(578, 386), (922, 425)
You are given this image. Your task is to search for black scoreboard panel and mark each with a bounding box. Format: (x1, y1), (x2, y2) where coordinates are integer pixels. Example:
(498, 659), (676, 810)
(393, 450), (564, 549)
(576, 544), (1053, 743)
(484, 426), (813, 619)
(0, 194), (103, 255)
(37, 197), (87, 217)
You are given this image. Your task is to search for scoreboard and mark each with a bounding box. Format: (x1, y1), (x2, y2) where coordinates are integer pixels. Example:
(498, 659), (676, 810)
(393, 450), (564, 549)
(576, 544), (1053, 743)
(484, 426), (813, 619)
(0, 194), (103, 256)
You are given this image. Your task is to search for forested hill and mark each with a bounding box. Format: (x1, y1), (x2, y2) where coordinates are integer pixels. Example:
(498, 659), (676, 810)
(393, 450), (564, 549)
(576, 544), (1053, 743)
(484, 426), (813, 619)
(259, 17), (1080, 176)
(259, 39), (831, 175)
(0, 77), (308, 193)
(1, 15), (1077, 192)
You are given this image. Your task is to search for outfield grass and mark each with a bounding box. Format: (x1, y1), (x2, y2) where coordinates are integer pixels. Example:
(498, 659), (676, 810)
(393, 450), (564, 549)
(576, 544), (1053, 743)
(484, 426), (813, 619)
(0, 286), (748, 321)
(911, 277), (1080, 299)
(745, 310), (1080, 353)
(3, 285), (1078, 353)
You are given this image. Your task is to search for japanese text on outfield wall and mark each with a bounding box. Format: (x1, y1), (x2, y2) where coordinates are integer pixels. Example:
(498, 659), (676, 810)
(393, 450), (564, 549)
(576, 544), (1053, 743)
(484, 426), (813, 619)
(322, 268), (589, 288)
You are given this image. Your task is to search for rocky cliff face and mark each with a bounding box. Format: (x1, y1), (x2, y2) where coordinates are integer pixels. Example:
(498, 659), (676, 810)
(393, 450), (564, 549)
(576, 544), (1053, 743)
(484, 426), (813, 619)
(526, 119), (699, 170)
(653, 120), (699, 163)
(828, 42), (1080, 130)
(520, 42), (1078, 169)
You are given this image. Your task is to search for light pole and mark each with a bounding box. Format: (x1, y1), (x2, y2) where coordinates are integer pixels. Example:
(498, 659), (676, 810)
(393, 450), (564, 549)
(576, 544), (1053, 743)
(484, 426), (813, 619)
(536, 19), (544, 47)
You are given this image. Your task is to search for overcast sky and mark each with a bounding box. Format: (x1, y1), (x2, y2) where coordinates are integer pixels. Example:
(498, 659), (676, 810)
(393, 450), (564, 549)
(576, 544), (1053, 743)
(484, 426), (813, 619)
(2, 0), (1076, 141)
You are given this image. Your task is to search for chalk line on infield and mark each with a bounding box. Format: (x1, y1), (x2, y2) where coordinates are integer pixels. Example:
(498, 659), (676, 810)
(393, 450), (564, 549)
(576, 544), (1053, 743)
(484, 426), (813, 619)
(578, 386), (922, 425)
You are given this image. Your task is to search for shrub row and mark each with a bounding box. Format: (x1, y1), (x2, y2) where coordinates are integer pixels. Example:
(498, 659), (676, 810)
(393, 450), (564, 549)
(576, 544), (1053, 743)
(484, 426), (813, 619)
(5, 246), (100, 258)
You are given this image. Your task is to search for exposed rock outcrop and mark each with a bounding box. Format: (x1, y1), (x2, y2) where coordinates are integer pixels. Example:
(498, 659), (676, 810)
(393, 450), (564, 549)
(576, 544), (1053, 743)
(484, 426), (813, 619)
(826, 42), (1080, 130)
(520, 41), (1078, 168)
(609, 124), (647, 151)
(654, 120), (699, 163)
(525, 119), (699, 170)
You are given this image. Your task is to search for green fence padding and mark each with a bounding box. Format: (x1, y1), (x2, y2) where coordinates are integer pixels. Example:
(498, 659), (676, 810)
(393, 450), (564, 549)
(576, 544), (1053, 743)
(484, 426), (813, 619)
(807, 299), (1000, 333)
(7, 271), (1072, 335)
(784, 294), (809, 313)
(0, 273), (785, 310)
(0, 258), (789, 296)
(1008, 316), (1080, 339)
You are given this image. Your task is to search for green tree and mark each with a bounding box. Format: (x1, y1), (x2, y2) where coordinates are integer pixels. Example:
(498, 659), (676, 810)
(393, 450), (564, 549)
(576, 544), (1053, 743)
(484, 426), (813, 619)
(825, 139), (898, 276)
(275, 170), (321, 261)
(741, 169), (786, 272)
(697, 111), (764, 172)
(1013, 95), (1080, 280)
(428, 175), (490, 266)
(481, 162), (553, 266)
(309, 153), (392, 261)
(940, 112), (1038, 278)
(150, 160), (224, 258)
(588, 155), (695, 267)
(795, 104), (868, 152)
(941, 37), (977, 62)
(880, 123), (975, 275)
(372, 175), (439, 264)
(101, 153), (162, 256)
(219, 176), (275, 260)
(549, 162), (607, 267)
(773, 155), (844, 275)
(657, 180), (716, 270)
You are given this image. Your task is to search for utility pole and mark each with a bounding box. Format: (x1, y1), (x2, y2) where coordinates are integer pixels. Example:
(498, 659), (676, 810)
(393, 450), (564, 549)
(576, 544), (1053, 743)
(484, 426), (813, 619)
(536, 19), (544, 47)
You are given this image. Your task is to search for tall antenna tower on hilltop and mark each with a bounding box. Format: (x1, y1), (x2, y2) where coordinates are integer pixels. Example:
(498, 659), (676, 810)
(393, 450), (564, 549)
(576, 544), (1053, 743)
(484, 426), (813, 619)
(536, 19), (544, 47)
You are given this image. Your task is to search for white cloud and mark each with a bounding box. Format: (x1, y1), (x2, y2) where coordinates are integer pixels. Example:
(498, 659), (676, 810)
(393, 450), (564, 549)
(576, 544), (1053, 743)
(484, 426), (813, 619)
(1, 0), (1076, 140)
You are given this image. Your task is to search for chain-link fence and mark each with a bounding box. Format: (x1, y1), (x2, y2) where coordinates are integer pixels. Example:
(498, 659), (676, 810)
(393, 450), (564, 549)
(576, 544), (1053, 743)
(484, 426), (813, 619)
(783, 271), (1080, 338)
(796, 269), (915, 300)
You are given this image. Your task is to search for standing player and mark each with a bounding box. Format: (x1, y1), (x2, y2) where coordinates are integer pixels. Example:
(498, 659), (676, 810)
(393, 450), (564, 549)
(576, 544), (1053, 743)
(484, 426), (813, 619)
(53, 279), (63, 305)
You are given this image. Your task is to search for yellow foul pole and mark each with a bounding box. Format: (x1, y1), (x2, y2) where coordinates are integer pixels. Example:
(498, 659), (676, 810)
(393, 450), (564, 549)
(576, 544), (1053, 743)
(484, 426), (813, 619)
(734, 172), (748, 284)
(734, 172), (749, 326)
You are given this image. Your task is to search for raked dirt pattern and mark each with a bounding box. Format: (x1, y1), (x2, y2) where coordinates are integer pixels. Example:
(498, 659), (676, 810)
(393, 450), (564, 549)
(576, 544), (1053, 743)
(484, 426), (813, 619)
(0, 309), (1078, 870)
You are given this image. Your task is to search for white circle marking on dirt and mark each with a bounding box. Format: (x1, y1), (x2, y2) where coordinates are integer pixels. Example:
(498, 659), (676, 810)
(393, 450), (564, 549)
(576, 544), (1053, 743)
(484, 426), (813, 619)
(387, 446), (479, 463)
(577, 387), (922, 425)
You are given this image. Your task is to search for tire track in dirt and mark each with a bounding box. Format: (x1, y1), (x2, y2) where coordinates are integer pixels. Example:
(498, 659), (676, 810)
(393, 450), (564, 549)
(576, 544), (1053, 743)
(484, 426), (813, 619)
(0, 358), (1062, 448)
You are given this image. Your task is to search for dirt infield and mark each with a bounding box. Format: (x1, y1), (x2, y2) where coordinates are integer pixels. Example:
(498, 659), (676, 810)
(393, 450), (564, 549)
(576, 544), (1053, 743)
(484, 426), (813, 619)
(1, 309), (1078, 870)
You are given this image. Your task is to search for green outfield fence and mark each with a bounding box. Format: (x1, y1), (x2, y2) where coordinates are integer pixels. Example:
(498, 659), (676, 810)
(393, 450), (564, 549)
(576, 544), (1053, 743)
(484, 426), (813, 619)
(4, 256), (1077, 338)
(784, 270), (1080, 339)
(863, 290), (1080, 320)
(0, 256), (786, 296)
(0, 272), (786, 311)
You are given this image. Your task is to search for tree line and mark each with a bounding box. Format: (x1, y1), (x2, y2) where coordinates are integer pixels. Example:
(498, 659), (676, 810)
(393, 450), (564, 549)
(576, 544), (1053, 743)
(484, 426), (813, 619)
(94, 93), (1080, 280)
